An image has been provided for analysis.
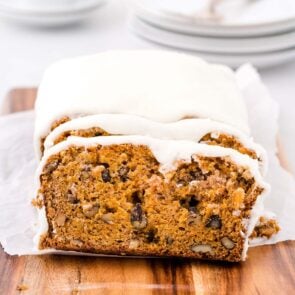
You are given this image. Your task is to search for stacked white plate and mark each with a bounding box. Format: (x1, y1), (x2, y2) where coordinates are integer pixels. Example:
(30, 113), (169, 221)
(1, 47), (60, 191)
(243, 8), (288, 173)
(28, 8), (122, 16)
(131, 0), (295, 68)
(0, 0), (106, 27)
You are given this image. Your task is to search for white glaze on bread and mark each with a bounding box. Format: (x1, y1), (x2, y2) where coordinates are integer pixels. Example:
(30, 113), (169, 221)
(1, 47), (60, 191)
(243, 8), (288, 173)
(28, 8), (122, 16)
(42, 114), (267, 174)
(34, 50), (249, 145)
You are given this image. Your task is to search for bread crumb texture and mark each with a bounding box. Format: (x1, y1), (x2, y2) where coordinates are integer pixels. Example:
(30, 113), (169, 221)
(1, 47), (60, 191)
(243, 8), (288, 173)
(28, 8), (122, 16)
(36, 143), (263, 262)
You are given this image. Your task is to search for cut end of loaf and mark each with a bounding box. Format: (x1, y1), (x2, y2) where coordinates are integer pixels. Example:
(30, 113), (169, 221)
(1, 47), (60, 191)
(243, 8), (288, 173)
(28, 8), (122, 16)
(35, 143), (264, 262)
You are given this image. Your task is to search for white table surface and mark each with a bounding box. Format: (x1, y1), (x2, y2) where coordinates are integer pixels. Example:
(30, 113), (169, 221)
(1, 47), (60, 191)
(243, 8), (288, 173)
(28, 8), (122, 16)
(0, 0), (294, 172)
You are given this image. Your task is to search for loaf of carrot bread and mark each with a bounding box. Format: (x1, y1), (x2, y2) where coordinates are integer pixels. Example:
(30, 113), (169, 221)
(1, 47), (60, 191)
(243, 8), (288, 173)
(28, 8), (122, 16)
(33, 50), (276, 261)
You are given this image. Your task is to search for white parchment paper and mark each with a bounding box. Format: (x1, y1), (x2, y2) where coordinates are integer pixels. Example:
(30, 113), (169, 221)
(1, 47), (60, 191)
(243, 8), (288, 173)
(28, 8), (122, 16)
(0, 64), (295, 255)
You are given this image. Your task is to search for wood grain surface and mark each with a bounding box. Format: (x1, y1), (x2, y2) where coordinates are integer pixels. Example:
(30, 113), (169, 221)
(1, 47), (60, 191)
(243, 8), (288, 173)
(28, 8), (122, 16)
(0, 89), (295, 295)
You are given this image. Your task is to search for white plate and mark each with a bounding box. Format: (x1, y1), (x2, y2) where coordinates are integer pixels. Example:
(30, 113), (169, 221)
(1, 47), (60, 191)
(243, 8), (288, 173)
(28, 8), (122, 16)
(134, 0), (295, 37)
(130, 18), (295, 68)
(0, 0), (102, 13)
(0, 0), (106, 27)
(132, 17), (295, 54)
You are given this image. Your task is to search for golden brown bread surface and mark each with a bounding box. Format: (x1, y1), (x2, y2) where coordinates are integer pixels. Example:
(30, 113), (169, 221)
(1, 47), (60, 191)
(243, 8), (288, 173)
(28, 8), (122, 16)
(36, 143), (263, 262)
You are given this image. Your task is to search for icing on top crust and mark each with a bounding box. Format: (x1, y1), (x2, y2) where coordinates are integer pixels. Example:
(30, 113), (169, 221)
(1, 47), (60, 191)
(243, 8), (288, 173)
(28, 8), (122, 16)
(41, 114), (267, 175)
(34, 50), (249, 141)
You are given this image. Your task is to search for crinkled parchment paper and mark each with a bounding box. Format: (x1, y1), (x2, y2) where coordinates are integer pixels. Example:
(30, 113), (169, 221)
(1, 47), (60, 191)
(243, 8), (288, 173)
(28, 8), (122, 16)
(0, 64), (295, 255)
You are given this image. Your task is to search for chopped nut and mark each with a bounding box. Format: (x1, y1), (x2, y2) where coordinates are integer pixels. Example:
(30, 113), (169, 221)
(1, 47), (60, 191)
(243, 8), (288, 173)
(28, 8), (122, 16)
(118, 166), (130, 182)
(166, 236), (174, 245)
(67, 184), (78, 204)
(71, 239), (83, 247)
(79, 164), (93, 180)
(44, 160), (59, 174)
(101, 168), (111, 182)
(205, 215), (222, 229)
(101, 213), (113, 224)
(177, 165), (206, 184)
(80, 171), (90, 181)
(131, 203), (147, 229)
(67, 194), (78, 204)
(221, 237), (235, 249)
(188, 210), (201, 226)
(83, 204), (99, 218)
(191, 244), (213, 254)
(129, 239), (139, 249)
(55, 213), (66, 226)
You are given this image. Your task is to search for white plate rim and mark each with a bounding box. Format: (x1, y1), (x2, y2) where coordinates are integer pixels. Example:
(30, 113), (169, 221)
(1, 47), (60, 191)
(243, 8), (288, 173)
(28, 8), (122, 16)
(134, 3), (295, 37)
(135, 1), (295, 28)
(132, 17), (295, 54)
(0, 0), (106, 16)
(130, 17), (295, 68)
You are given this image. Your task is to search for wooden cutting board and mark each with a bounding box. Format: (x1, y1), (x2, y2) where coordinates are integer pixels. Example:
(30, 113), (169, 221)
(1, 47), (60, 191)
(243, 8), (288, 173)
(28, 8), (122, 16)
(0, 88), (295, 295)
